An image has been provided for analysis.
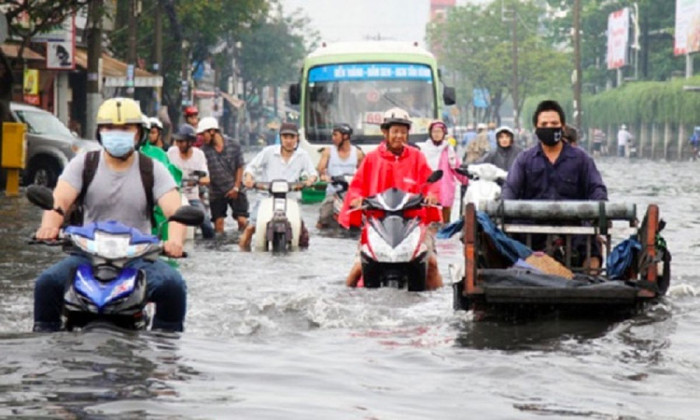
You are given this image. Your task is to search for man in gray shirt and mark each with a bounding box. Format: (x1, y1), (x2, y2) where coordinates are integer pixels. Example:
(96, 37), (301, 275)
(33, 98), (189, 332)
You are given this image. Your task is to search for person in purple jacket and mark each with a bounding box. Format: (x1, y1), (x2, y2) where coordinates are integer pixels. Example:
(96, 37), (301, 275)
(502, 100), (607, 269)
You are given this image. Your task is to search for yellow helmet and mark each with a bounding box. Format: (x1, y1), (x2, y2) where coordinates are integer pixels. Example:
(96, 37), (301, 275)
(96, 97), (144, 126)
(96, 97), (147, 146)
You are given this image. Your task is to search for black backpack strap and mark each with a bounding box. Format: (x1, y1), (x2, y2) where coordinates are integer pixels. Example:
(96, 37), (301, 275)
(79, 150), (101, 203)
(67, 150), (100, 226)
(137, 153), (156, 228)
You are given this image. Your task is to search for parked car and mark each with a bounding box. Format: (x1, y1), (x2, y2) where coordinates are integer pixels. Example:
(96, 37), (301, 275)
(9, 102), (101, 187)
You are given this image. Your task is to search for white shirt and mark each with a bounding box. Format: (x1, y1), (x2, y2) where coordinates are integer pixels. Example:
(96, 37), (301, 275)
(244, 145), (318, 183)
(167, 147), (209, 201)
(617, 129), (632, 147)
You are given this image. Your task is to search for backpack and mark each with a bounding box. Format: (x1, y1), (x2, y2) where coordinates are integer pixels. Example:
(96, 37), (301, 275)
(67, 150), (156, 227)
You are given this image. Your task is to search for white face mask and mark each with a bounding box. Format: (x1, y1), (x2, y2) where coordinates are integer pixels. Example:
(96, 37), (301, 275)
(101, 130), (135, 157)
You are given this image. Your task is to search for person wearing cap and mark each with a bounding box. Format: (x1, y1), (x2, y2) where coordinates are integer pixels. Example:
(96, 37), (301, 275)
(464, 122), (491, 163)
(419, 120), (468, 223)
(168, 124), (215, 239)
(239, 122), (318, 250)
(316, 123), (365, 228)
(476, 125), (523, 172)
(339, 107), (443, 290)
(32, 97), (190, 332)
(617, 124), (633, 158)
(198, 116), (248, 235)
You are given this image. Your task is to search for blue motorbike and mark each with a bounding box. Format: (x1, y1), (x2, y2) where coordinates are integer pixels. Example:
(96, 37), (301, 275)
(27, 185), (203, 331)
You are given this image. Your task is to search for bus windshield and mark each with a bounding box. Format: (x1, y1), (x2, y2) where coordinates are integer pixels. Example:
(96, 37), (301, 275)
(304, 63), (436, 145)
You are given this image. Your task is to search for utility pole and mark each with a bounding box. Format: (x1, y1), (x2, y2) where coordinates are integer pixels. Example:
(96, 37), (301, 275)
(86, 0), (103, 140)
(127, 0), (137, 97)
(573, 0), (583, 132)
(502, 0), (519, 129)
(154, 0), (163, 109)
(510, 2), (519, 130)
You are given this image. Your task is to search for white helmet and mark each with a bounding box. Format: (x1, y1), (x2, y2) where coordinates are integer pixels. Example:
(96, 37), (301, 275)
(197, 116), (219, 134)
(380, 107), (412, 130)
(141, 114), (151, 130)
(149, 117), (163, 130)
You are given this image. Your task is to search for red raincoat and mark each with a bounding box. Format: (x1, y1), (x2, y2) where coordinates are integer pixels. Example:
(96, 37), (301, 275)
(339, 142), (442, 228)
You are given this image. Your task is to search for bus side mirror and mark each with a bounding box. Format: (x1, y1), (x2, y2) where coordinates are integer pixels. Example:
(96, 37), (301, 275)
(289, 83), (300, 105)
(443, 86), (456, 106)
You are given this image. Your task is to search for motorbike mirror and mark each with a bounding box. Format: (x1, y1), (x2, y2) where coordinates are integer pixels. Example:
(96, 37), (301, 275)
(426, 170), (443, 184)
(27, 185), (55, 210)
(454, 166), (470, 177)
(192, 170), (207, 178)
(168, 205), (205, 227)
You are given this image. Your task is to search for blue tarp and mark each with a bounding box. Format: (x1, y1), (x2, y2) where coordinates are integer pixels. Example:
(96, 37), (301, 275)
(437, 212), (532, 264)
(606, 237), (641, 279)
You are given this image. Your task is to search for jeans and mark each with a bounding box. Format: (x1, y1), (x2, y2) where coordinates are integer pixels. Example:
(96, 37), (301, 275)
(189, 199), (215, 239)
(618, 145), (626, 157)
(33, 254), (187, 332)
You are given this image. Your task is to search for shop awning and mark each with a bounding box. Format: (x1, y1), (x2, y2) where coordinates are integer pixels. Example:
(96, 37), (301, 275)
(74, 48), (163, 87)
(0, 43), (45, 61)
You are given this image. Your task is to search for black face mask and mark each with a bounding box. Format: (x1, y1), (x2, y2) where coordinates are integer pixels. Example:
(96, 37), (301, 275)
(535, 127), (563, 147)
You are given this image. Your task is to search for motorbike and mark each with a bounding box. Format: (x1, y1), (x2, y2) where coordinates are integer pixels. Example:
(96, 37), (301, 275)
(180, 169), (209, 241)
(317, 174), (359, 236)
(27, 185), (204, 331)
(438, 163), (507, 240)
(356, 170), (442, 291)
(458, 163), (507, 208)
(251, 179), (305, 253)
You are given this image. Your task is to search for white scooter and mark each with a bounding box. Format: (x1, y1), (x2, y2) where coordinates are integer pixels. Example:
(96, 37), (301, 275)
(459, 163), (507, 208)
(439, 163), (507, 239)
(251, 180), (304, 253)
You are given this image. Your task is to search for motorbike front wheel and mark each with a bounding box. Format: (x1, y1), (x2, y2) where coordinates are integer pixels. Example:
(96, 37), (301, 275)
(271, 232), (287, 253)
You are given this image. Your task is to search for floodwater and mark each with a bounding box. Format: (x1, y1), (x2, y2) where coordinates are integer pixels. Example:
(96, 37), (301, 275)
(0, 157), (698, 419)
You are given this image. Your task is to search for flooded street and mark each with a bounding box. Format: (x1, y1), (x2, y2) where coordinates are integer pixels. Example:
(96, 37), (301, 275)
(1, 157), (699, 419)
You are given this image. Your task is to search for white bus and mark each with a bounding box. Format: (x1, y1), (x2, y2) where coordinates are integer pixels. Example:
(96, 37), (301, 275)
(288, 41), (455, 163)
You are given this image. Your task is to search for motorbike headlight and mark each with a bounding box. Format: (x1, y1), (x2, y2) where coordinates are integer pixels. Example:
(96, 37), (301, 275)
(367, 225), (422, 263)
(93, 232), (151, 260)
(270, 181), (289, 194)
(70, 235), (93, 254)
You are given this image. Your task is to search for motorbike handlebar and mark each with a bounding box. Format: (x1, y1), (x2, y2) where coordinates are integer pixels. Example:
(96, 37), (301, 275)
(28, 237), (68, 246)
(250, 182), (306, 192)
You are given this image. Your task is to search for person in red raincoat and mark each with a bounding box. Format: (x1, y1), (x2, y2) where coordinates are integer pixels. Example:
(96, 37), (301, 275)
(339, 107), (443, 290)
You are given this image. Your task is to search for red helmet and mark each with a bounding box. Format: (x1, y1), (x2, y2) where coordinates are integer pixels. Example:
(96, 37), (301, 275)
(184, 106), (199, 117)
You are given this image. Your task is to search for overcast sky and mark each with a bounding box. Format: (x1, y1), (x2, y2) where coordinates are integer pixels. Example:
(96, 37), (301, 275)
(279, 0), (479, 46)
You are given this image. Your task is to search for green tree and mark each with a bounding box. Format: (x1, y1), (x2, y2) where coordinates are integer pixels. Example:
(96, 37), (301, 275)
(237, 5), (318, 120)
(427, 0), (567, 125)
(546, 0), (682, 91)
(3, 0), (92, 67)
(106, 0), (269, 124)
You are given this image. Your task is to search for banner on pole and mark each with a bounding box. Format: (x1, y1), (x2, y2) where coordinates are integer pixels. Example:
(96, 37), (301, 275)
(675, 0), (700, 55)
(606, 8), (630, 70)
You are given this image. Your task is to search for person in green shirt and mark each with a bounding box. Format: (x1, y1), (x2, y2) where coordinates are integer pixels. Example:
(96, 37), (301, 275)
(140, 116), (183, 239)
